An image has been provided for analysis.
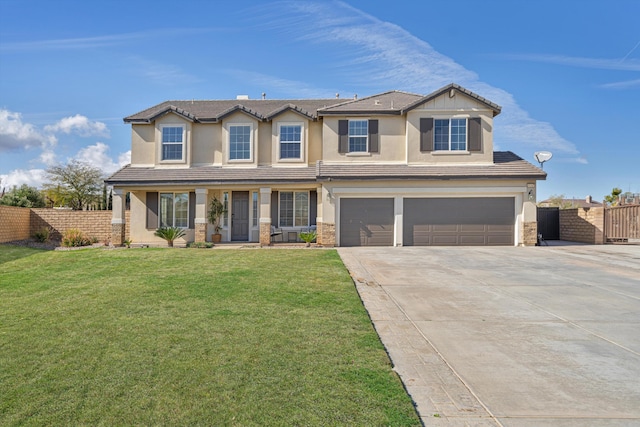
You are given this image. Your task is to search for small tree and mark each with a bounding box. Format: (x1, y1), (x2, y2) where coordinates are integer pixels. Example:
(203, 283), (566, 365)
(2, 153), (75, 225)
(154, 226), (186, 247)
(539, 194), (572, 209)
(604, 187), (622, 206)
(0, 184), (46, 208)
(44, 160), (104, 210)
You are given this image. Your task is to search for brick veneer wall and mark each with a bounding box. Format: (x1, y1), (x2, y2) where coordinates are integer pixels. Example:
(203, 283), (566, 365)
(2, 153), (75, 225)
(0, 206), (130, 244)
(559, 207), (604, 244)
(0, 205), (31, 243)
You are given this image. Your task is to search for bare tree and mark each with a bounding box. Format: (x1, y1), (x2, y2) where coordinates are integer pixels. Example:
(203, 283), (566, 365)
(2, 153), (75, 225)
(44, 160), (104, 210)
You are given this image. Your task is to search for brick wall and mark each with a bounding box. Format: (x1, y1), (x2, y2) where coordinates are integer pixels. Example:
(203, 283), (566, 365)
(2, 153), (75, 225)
(559, 207), (604, 244)
(0, 206), (130, 244)
(0, 205), (31, 243)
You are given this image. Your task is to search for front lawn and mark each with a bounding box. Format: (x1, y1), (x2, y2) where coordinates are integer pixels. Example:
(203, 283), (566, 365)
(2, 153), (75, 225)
(0, 246), (419, 426)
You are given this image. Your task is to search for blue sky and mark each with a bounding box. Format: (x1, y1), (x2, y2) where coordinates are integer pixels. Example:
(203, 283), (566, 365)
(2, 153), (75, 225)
(1, 0), (638, 201)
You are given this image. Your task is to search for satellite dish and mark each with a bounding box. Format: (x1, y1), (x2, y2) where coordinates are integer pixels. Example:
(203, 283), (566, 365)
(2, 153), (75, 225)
(534, 151), (553, 169)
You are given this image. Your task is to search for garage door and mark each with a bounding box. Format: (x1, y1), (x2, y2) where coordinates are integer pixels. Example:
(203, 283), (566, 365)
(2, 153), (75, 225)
(340, 198), (394, 247)
(403, 198), (515, 246)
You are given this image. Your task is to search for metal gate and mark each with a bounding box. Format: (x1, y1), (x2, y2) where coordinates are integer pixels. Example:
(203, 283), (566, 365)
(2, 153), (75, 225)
(537, 207), (559, 240)
(605, 205), (640, 242)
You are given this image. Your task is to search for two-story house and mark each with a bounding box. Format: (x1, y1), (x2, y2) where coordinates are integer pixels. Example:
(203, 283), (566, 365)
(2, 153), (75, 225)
(105, 83), (546, 247)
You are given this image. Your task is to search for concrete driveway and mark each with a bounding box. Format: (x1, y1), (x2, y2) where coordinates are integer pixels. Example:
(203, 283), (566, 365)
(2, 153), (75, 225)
(338, 244), (640, 427)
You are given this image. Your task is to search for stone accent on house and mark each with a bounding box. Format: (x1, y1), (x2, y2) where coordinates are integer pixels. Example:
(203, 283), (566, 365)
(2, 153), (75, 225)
(111, 222), (125, 246)
(0, 205), (31, 243)
(559, 207), (604, 244)
(521, 221), (538, 246)
(195, 222), (207, 243)
(317, 221), (335, 247)
(259, 222), (271, 246)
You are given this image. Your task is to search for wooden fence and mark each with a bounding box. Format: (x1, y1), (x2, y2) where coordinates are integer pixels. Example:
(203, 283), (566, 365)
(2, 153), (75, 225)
(605, 205), (640, 242)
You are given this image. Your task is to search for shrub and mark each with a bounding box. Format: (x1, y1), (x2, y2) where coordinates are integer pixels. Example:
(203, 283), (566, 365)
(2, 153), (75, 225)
(187, 241), (214, 249)
(33, 227), (53, 243)
(299, 230), (317, 247)
(61, 228), (92, 247)
(154, 226), (186, 247)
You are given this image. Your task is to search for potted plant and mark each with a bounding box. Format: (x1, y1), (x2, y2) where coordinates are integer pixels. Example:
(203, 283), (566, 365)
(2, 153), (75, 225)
(207, 196), (227, 243)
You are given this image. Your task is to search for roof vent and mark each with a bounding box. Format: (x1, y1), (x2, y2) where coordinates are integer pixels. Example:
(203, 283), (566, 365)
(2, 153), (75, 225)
(354, 94), (358, 99)
(374, 100), (381, 105)
(336, 93), (340, 98)
(236, 95), (249, 100)
(261, 92), (266, 100)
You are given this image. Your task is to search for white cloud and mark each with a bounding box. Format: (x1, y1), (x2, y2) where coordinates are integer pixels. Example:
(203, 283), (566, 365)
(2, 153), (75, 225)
(44, 114), (109, 137)
(266, 1), (580, 155)
(599, 79), (640, 89)
(494, 53), (640, 72)
(0, 109), (56, 152)
(73, 142), (128, 175)
(1, 169), (47, 189)
(128, 56), (202, 86)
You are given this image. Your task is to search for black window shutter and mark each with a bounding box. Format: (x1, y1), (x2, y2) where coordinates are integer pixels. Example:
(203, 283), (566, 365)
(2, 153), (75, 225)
(188, 192), (196, 229)
(309, 190), (317, 226)
(420, 118), (433, 152)
(368, 119), (379, 153)
(146, 192), (158, 229)
(271, 191), (278, 226)
(468, 117), (482, 152)
(338, 120), (348, 153)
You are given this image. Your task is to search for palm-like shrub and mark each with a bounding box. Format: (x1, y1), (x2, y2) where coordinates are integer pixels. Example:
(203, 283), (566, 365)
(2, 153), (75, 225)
(299, 230), (317, 247)
(154, 226), (186, 247)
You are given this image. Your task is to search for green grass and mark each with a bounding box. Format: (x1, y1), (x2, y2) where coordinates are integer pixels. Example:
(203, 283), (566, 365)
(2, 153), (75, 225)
(0, 246), (419, 426)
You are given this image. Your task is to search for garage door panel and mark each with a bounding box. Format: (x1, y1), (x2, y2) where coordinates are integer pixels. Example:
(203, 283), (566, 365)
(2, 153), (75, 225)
(403, 197), (515, 246)
(340, 198), (394, 247)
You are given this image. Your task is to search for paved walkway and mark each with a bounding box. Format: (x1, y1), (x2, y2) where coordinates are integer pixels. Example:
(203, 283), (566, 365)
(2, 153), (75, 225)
(338, 244), (640, 427)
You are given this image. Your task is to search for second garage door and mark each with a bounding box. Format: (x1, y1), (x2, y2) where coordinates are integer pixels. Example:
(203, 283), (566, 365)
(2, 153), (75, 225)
(403, 197), (515, 246)
(340, 198), (394, 247)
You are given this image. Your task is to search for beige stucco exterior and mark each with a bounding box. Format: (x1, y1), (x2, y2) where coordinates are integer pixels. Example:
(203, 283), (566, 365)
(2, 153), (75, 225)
(111, 85), (544, 247)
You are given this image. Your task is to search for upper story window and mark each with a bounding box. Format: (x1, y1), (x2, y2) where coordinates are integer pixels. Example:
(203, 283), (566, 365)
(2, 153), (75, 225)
(161, 126), (185, 161)
(229, 125), (252, 161)
(434, 118), (467, 151)
(279, 124), (302, 159)
(348, 120), (368, 152)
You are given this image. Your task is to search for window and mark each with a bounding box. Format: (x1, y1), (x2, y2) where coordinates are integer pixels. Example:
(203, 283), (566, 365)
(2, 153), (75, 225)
(348, 120), (368, 152)
(159, 192), (188, 228)
(229, 125), (252, 160)
(252, 191), (258, 227)
(279, 124), (302, 159)
(222, 192), (229, 227)
(161, 126), (184, 161)
(434, 118), (467, 151)
(279, 191), (309, 227)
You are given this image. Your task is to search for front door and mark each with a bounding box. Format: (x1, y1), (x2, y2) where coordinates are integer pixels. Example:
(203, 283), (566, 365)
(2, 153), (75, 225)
(231, 191), (249, 241)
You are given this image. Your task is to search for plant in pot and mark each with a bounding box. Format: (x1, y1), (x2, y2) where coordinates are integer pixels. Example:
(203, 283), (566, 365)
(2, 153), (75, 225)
(207, 196), (227, 243)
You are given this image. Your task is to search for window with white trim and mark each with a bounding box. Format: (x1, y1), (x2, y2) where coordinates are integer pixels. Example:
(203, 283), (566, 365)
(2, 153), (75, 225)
(348, 120), (368, 152)
(279, 191), (309, 227)
(229, 125), (252, 160)
(159, 192), (188, 228)
(279, 124), (302, 159)
(161, 126), (185, 161)
(434, 118), (467, 151)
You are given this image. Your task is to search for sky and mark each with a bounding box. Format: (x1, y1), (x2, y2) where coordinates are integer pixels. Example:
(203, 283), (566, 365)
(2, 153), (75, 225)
(0, 0), (638, 202)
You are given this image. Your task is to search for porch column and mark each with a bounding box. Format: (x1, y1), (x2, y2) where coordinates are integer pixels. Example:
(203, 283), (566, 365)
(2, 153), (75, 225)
(259, 187), (272, 246)
(195, 188), (208, 243)
(521, 184), (538, 246)
(111, 188), (125, 246)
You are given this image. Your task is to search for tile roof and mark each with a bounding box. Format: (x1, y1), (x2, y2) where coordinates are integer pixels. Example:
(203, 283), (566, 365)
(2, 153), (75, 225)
(124, 99), (346, 123)
(316, 152), (545, 180)
(316, 90), (424, 115)
(123, 84), (502, 123)
(105, 165), (318, 186)
(105, 152), (545, 186)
